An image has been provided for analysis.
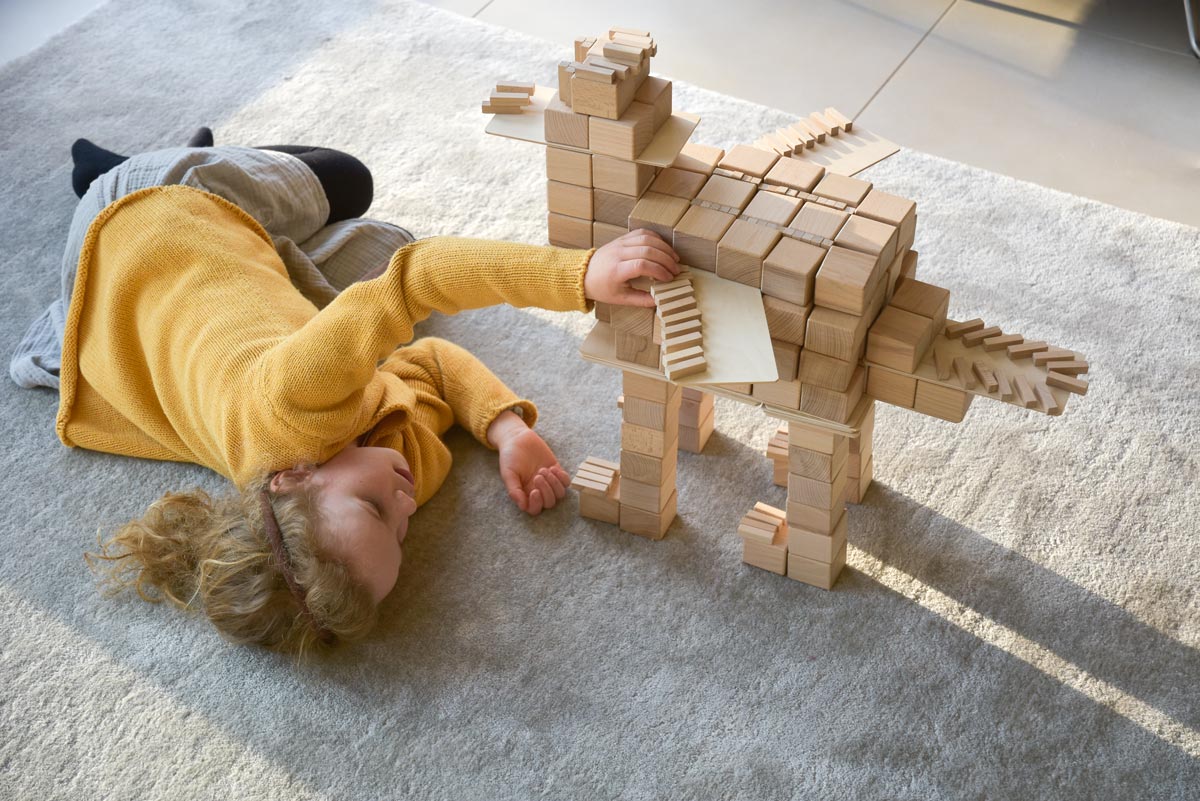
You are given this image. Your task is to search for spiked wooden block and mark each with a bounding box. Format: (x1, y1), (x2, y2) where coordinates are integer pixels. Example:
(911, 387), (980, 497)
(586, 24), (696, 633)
(629, 191), (691, 242)
(763, 158), (825, 192)
(716, 219), (782, 287)
(790, 203), (849, 242)
(866, 306), (937, 373)
(547, 212), (592, 249)
(742, 191), (804, 227)
(812, 173), (872, 206)
(673, 205), (737, 272)
(718, 144), (780, 178)
(589, 100), (657, 160)
(591, 154), (655, 196)
(813, 245), (883, 316)
(671, 142), (725, 176)
(544, 92), (589, 149)
(695, 174), (759, 213)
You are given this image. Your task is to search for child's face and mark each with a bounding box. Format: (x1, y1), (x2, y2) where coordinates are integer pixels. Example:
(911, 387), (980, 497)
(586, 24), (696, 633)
(308, 444), (418, 602)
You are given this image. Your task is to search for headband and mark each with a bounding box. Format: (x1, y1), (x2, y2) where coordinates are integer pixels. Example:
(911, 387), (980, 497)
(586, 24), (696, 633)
(258, 490), (336, 645)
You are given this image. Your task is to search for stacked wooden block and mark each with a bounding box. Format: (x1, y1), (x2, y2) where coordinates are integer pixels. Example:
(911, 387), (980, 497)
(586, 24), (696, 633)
(678, 386), (714, 453)
(780, 419), (854, 588)
(572, 457), (620, 523)
(481, 80), (535, 114)
(544, 28), (675, 250)
(616, 371), (681, 539)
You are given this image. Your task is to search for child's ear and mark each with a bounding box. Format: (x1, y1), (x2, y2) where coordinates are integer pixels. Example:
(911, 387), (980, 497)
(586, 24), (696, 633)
(269, 465), (315, 494)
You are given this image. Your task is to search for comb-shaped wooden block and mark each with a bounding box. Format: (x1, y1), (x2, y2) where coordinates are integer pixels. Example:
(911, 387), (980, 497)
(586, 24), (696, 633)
(574, 458), (621, 524)
(739, 505), (788, 575)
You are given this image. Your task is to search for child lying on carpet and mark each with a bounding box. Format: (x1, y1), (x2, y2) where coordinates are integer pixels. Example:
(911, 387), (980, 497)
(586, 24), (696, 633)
(11, 131), (681, 654)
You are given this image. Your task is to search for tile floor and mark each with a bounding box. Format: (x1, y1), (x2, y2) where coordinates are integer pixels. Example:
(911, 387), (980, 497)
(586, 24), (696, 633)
(3, 0), (1197, 226)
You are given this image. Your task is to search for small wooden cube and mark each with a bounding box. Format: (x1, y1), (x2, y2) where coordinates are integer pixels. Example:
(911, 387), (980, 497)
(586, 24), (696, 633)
(633, 75), (672, 129)
(544, 92), (588, 149)
(620, 471), (676, 514)
(787, 422), (843, 454)
(890, 278), (950, 331)
(787, 498), (845, 535)
(762, 295), (810, 346)
(751, 377), (803, 409)
(673, 205), (737, 272)
(763, 157), (825, 192)
(788, 468), (849, 514)
(589, 100), (656, 160)
(913, 380), (973, 422)
(649, 167), (707, 199)
(742, 192), (804, 226)
(866, 306), (937, 373)
(546, 146), (592, 187)
(695, 174), (759, 212)
(629, 191), (691, 242)
(834, 215), (898, 273)
(813, 245), (882, 316)
(760, 236), (824, 306)
(592, 221), (627, 247)
(547, 180), (593, 219)
(718, 144), (780, 178)
(866, 366), (918, 409)
(855, 189), (917, 251)
(678, 408), (715, 453)
(622, 371), (679, 402)
(615, 331), (659, 367)
(622, 394), (681, 431)
(620, 447), (677, 486)
(800, 366), (866, 423)
(788, 435), (849, 482)
(592, 154), (655, 195)
(812, 173), (872, 206)
(717, 220), (782, 287)
(622, 421), (677, 458)
(786, 545), (846, 589)
(547, 212), (592, 248)
(772, 338), (801, 382)
(798, 349), (856, 392)
(672, 142), (725, 175)
(788, 511), (848, 563)
(593, 188), (639, 227)
(610, 304), (655, 336)
(805, 306), (870, 361)
(619, 489), (677, 540)
(790, 203), (849, 241)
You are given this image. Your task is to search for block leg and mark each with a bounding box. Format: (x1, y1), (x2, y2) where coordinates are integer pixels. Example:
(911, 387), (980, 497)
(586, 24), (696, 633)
(846, 400), (875, 504)
(678, 387), (714, 453)
(764, 423), (788, 487)
(618, 371), (680, 539)
(783, 421), (849, 589)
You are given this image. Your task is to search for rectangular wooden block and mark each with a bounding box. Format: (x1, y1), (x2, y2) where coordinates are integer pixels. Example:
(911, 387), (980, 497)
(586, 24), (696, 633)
(615, 331), (659, 367)
(751, 378), (803, 410)
(547, 180), (593, 219)
(547, 212), (592, 248)
(890, 278), (950, 331)
(591, 154), (656, 195)
(772, 339), (801, 382)
(762, 296), (810, 347)
(814, 245), (883, 316)
(544, 92), (588, 149)
(788, 465), (848, 510)
(717, 219), (782, 287)
(672, 142), (725, 176)
(620, 469), (677, 514)
(787, 422), (845, 455)
(678, 408), (714, 453)
(798, 349), (856, 392)
(546, 146), (593, 188)
(786, 497), (845, 535)
(866, 366), (917, 409)
(622, 393), (681, 431)
(593, 221), (626, 247)
(800, 365), (866, 423)
(629, 191), (691, 242)
(789, 435), (849, 482)
(619, 489), (676, 540)
(673, 205), (737, 272)
(633, 75), (672, 129)
(620, 446), (678, 486)
(913, 380), (972, 422)
(762, 236), (824, 306)
(589, 100), (656, 160)
(622, 370), (678, 403)
(788, 510), (848, 562)
(786, 544), (847, 589)
(866, 305), (937, 373)
(622, 421), (677, 458)
(592, 188), (639, 228)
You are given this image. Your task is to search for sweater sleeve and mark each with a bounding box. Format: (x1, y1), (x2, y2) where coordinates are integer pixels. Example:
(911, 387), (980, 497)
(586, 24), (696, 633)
(251, 237), (591, 445)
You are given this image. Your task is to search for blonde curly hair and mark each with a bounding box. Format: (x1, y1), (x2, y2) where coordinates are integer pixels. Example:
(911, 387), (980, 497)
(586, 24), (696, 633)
(87, 469), (378, 655)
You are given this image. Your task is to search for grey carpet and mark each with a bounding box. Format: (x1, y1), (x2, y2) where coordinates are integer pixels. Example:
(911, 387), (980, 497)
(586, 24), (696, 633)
(1, 1), (1197, 799)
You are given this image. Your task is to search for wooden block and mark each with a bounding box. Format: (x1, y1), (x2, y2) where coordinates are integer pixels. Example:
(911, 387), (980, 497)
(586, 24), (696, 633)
(629, 191), (691, 242)
(663, 343), (704, 366)
(622, 421), (677, 458)
(547, 212), (592, 248)
(664, 331), (703, 356)
(1033, 348), (1079, 366)
(742, 533), (788, 575)
(592, 221), (626, 247)
(1034, 384), (1060, 414)
(620, 471), (676, 514)
(763, 157), (825, 192)
(866, 306), (937, 373)
(809, 111), (838, 137)
(792, 117), (824, 145)
(695, 174), (759, 212)
(790, 203), (849, 241)
(772, 339), (801, 382)
(546, 146), (593, 188)
(866, 367), (917, 408)
(812, 173), (872, 206)
(1008, 340), (1049, 359)
(913, 380), (972, 422)
(660, 307), (702, 328)
(622, 394), (681, 431)
(602, 40), (645, 65)
(1047, 360), (1089, 376)
(678, 408), (715, 453)
(814, 245), (882, 316)
(571, 473), (608, 493)
(962, 325), (1003, 347)
(481, 102), (524, 115)
(933, 346), (953, 380)
(619, 489), (676, 540)
(663, 318), (703, 339)
(544, 92), (589, 149)
(854, 189), (916, 250)
(547, 180), (593, 219)
(786, 544), (846, 589)
(672, 142), (725, 176)
(717, 219), (782, 287)
(557, 61), (574, 104)
(805, 306), (870, 361)
(751, 377), (803, 409)
(591, 154), (655, 195)
(798, 349), (856, 391)
(673, 205), (737, 272)
(580, 489), (620, 524)
(496, 80), (535, 95)
(761, 236), (824, 306)
(945, 318), (985, 339)
(666, 354), (707, 380)
(589, 100), (656, 160)
(615, 331), (659, 367)
(800, 366), (866, 423)
(718, 144), (779, 178)
(972, 361), (999, 393)
(983, 333), (1023, 352)
(787, 422), (843, 455)
(594, 301), (613, 323)
(786, 497), (844, 535)
(901, 248), (918, 280)
(620, 446), (677, 485)
(788, 511), (848, 562)
(1045, 372), (1089, 395)
(824, 106), (854, 132)
(788, 435), (849, 481)
(592, 188), (638, 227)
(833, 216), (898, 274)
(648, 167), (707, 199)
(952, 356), (976, 389)
(743, 192), (804, 226)
(633, 75), (672, 129)
(610, 304), (655, 336)
(570, 57), (647, 120)
(622, 370), (679, 402)
(657, 296), (698, 319)
(890, 278), (950, 330)
(585, 56), (631, 80)
(582, 455), (619, 473)
(489, 91), (534, 106)
(762, 295), (810, 347)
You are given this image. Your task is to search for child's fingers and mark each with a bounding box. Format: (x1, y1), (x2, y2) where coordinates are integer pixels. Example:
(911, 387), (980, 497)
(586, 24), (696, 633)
(533, 474), (557, 509)
(612, 286), (657, 307)
(501, 468), (528, 511)
(622, 245), (680, 278)
(541, 467), (567, 500)
(527, 486), (544, 515)
(618, 258), (676, 286)
(623, 229), (681, 263)
(552, 465), (571, 488)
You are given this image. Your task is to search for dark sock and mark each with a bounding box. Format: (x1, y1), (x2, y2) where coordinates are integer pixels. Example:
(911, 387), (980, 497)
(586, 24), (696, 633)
(255, 145), (374, 224)
(70, 127), (216, 198)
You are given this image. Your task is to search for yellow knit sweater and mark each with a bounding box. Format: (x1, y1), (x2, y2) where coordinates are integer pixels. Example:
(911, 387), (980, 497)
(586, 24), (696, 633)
(57, 185), (592, 503)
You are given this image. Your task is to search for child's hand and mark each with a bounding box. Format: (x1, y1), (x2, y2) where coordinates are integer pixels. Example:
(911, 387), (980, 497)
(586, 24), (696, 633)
(583, 228), (682, 308)
(488, 411), (570, 515)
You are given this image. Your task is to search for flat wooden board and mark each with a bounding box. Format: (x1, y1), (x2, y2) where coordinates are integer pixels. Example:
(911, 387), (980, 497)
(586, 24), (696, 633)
(485, 84), (700, 168)
(789, 125), (900, 177)
(580, 268), (777, 385)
